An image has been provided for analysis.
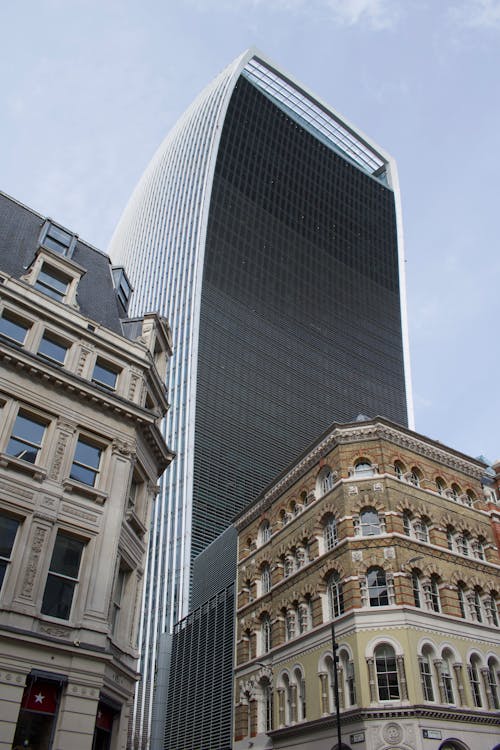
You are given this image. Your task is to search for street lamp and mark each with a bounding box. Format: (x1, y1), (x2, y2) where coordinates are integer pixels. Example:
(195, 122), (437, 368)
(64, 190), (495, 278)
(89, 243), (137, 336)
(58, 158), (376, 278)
(330, 618), (342, 750)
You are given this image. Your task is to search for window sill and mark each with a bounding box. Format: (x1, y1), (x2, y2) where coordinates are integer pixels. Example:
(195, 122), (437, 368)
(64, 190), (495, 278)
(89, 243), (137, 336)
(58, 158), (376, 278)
(0, 452), (47, 481)
(63, 477), (108, 504)
(126, 507), (147, 537)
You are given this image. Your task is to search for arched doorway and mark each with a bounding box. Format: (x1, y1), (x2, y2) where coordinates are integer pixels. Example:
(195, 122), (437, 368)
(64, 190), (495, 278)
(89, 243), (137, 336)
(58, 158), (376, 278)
(439, 740), (470, 750)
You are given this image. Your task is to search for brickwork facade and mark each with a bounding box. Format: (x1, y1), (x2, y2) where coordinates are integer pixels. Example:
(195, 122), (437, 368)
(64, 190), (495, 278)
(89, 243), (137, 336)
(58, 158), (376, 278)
(233, 418), (500, 750)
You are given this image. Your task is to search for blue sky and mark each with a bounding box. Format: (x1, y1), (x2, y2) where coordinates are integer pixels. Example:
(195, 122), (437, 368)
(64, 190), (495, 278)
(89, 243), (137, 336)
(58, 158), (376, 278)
(1, 0), (498, 463)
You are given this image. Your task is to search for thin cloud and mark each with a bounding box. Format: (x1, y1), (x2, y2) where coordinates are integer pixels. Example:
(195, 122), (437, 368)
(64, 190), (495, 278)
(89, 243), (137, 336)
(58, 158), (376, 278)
(184, 0), (402, 30)
(450, 0), (500, 28)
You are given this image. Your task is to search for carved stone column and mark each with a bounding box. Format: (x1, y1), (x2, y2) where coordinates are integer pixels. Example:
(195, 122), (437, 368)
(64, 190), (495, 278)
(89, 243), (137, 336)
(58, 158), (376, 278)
(277, 688), (285, 727)
(397, 655), (408, 700)
(338, 666), (345, 709)
(453, 663), (465, 706)
(319, 672), (328, 714)
(433, 659), (446, 703)
(290, 684), (297, 723)
(366, 658), (377, 702)
(481, 668), (494, 709)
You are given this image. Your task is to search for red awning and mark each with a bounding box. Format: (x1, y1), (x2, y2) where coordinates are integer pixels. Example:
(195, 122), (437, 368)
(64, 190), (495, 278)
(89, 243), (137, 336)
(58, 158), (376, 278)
(21, 681), (59, 714)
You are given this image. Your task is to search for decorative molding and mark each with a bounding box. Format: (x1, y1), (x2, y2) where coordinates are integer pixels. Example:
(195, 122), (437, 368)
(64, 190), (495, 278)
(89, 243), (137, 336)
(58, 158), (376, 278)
(61, 504), (98, 524)
(21, 526), (47, 597)
(234, 420), (487, 529)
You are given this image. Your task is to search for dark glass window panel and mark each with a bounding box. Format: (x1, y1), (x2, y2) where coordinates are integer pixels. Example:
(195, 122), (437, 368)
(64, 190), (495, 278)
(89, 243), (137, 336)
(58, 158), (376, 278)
(49, 534), (84, 578)
(367, 567), (389, 606)
(43, 224), (73, 255)
(376, 649), (399, 700)
(41, 575), (76, 619)
(360, 509), (380, 536)
(41, 532), (84, 619)
(6, 413), (46, 463)
(191, 75), (408, 562)
(0, 313), (29, 343)
(92, 361), (118, 389)
(70, 438), (101, 486)
(0, 515), (19, 558)
(34, 267), (69, 301)
(0, 562), (6, 589)
(38, 334), (67, 364)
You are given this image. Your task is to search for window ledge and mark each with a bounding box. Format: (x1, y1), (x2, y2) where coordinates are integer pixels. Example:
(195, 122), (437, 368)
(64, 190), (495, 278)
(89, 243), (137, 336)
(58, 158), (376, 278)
(126, 508), (147, 538)
(63, 477), (108, 504)
(0, 453), (47, 481)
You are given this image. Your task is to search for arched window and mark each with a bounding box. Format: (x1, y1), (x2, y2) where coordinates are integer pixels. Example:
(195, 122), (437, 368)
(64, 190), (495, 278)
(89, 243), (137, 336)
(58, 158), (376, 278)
(364, 567), (392, 607)
(354, 459), (374, 478)
(244, 628), (253, 661)
(465, 490), (476, 507)
(472, 537), (485, 560)
(281, 673), (292, 725)
(441, 651), (455, 704)
(419, 646), (436, 701)
(487, 657), (499, 709)
(318, 467), (335, 497)
(457, 583), (468, 618)
(259, 519), (271, 545)
(261, 614), (272, 654)
(413, 572), (440, 612)
(404, 513), (429, 542)
(468, 654), (483, 707)
(394, 460), (405, 480)
(258, 676), (273, 732)
(295, 544), (309, 568)
(485, 592), (499, 626)
(324, 514), (338, 551)
(294, 667), (306, 721)
(446, 526), (455, 551)
(412, 571), (422, 608)
(283, 555), (294, 578)
(450, 483), (461, 501)
(327, 572), (344, 618)
(409, 467), (422, 487)
(414, 518), (430, 543)
(339, 649), (356, 707)
(285, 608), (296, 640)
(355, 507), (384, 536)
(298, 599), (312, 634)
(261, 564), (271, 594)
(470, 588), (483, 622)
(456, 532), (470, 557)
(435, 477), (446, 495)
(423, 575), (441, 613)
(280, 508), (291, 526)
(374, 644), (400, 701)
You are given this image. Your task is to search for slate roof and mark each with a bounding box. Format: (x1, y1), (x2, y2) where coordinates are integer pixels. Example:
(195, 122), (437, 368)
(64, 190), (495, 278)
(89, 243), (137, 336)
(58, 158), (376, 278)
(0, 190), (125, 334)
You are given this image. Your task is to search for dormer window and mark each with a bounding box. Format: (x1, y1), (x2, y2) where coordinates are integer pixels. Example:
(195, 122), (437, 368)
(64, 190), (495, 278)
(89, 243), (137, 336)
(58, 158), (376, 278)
(34, 264), (70, 302)
(39, 220), (76, 257)
(112, 267), (133, 312)
(22, 247), (85, 308)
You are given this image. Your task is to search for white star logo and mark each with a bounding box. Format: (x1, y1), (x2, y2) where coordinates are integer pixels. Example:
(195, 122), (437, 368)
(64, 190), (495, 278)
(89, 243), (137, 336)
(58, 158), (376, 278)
(34, 692), (45, 704)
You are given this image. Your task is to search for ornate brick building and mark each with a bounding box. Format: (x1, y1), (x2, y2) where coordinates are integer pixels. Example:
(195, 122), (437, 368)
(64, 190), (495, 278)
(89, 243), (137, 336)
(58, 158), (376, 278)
(0, 191), (173, 750)
(233, 417), (500, 750)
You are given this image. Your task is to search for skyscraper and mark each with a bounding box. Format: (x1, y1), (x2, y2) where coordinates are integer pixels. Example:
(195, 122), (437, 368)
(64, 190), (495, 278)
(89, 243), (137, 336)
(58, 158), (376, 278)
(109, 49), (413, 747)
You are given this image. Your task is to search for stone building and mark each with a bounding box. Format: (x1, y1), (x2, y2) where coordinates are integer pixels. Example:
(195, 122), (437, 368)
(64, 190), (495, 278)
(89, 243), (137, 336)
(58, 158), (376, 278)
(233, 417), (500, 750)
(0, 191), (173, 750)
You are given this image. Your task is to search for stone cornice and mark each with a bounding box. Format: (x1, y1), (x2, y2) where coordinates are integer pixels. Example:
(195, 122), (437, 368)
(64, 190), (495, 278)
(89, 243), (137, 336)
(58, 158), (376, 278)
(234, 419), (487, 530)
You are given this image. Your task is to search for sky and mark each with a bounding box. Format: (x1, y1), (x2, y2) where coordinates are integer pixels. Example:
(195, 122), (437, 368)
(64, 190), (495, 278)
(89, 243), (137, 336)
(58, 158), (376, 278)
(1, 0), (498, 464)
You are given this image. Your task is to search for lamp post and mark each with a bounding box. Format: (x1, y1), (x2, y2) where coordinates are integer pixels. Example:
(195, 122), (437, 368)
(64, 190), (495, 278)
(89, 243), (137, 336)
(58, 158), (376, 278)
(330, 619), (342, 750)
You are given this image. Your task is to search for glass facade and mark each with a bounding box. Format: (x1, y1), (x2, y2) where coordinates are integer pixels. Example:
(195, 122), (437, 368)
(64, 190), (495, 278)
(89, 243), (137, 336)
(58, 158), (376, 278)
(109, 50), (412, 748)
